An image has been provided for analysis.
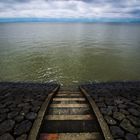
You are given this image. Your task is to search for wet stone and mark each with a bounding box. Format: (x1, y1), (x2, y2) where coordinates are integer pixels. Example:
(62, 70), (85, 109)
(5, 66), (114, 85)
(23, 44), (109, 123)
(31, 106), (40, 112)
(18, 103), (30, 108)
(96, 102), (106, 108)
(14, 115), (24, 123)
(138, 128), (140, 134)
(100, 107), (112, 115)
(0, 83), (57, 139)
(100, 108), (107, 114)
(118, 104), (127, 109)
(114, 99), (124, 105)
(20, 109), (30, 116)
(120, 119), (137, 134)
(0, 114), (6, 122)
(96, 97), (104, 102)
(128, 108), (140, 117)
(135, 100), (140, 105)
(4, 101), (13, 106)
(23, 98), (33, 103)
(8, 111), (19, 119)
(0, 104), (6, 108)
(32, 101), (42, 106)
(127, 115), (140, 127)
(16, 134), (27, 140)
(104, 115), (117, 125)
(25, 112), (37, 120)
(125, 133), (137, 140)
(0, 108), (9, 114)
(9, 104), (16, 110)
(120, 109), (129, 115)
(113, 112), (125, 121)
(22, 105), (31, 110)
(108, 106), (118, 112)
(35, 95), (45, 101)
(127, 102), (140, 109)
(110, 126), (125, 138)
(137, 134), (140, 139)
(10, 108), (21, 112)
(105, 99), (114, 106)
(0, 133), (14, 140)
(82, 82), (140, 139)
(0, 119), (15, 135)
(91, 94), (98, 100)
(4, 93), (12, 97)
(14, 120), (32, 135)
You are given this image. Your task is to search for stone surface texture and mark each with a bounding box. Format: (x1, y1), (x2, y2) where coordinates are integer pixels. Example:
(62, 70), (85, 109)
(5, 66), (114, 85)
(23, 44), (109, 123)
(0, 82), (58, 140)
(82, 81), (140, 140)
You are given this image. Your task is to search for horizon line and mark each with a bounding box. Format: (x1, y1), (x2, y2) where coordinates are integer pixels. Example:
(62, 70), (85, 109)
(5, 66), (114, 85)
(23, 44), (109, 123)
(0, 18), (140, 23)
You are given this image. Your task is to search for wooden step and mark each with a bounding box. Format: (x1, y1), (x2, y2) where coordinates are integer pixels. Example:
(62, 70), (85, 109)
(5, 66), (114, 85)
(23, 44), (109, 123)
(50, 104), (89, 108)
(48, 108), (91, 115)
(52, 100), (86, 104)
(53, 98), (85, 101)
(55, 96), (84, 98)
(46, 115), (93, 120)
(56, 93), (82, 97)
(38, 89), (105, 140)
(58, 91), (81, 94)
(41, 120), (100, 133)
(40, 132), (103, 140)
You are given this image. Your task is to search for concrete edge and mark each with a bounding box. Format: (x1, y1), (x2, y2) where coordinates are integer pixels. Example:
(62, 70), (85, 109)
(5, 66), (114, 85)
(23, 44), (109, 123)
(28, 86), (60, 140)
(80, 87), (114, 140)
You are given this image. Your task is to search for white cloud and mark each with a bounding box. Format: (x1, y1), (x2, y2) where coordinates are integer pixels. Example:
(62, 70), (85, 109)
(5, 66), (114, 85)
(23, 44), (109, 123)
(0, 0), (140, 18)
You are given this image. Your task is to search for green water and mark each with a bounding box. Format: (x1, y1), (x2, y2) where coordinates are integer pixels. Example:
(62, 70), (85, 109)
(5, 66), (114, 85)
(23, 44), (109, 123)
(0, 23), (140, 85)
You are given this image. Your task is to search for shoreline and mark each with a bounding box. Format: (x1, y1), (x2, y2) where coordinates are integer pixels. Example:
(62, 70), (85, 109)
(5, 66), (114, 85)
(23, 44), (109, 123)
(0, 81), (140, 139)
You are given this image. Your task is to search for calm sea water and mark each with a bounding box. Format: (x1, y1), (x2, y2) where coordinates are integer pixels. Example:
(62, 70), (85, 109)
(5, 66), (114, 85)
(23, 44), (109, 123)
(0, 23), (140, 85)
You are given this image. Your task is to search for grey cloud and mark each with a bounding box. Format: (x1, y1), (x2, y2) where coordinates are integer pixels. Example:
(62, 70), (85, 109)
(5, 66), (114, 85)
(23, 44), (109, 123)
(0, 0), (140, 18)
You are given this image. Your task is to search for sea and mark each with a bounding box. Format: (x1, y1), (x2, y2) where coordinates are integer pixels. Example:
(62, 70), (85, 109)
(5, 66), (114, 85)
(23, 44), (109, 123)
(0, 23), (140, 85)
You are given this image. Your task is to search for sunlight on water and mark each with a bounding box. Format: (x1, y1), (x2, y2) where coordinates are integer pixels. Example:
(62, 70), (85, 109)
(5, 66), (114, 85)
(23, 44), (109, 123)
(0, 23), (140, 85)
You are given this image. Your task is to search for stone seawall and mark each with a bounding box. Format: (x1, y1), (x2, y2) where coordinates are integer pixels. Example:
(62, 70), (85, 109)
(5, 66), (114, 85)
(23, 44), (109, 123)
(82, 81), (140, 140)
(0, 82), (58, 140)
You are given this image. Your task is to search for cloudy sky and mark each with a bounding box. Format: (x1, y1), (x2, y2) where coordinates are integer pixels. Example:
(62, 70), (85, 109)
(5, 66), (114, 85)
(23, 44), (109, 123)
(0, 0), (140, 19)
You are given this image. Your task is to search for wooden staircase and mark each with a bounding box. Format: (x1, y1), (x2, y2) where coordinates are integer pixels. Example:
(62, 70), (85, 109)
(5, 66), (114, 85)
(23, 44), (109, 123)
(39, 90), (104, 140)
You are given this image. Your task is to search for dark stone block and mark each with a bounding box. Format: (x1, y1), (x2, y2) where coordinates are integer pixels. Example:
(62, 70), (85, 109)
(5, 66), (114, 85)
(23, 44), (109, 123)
(113, 112), (125, 121)
(120, 119), (137, 134)
(128, 109), (140, 117)
(14, 120), (32, 135)
(14, 115), (24, 123)
(25, 112), (37, 120)
(104, 115), (117, 125)
(0, 133), (14, 140)
(125, 133), (138, 140)
(8, 111), (19, 119)
(0, 120), (15, 135)
(0, 114), (7, 122)
(16, 134), (27, 140)
(127, 115), (140, 127)
(110, 126), (124, 138)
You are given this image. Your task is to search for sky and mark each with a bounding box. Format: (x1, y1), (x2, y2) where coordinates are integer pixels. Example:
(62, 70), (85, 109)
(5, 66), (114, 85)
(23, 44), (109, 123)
(0, 0), (140, 22)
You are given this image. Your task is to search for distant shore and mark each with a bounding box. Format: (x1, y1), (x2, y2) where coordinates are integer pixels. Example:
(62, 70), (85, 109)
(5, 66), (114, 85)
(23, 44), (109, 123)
(1, 18), (140, 23)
